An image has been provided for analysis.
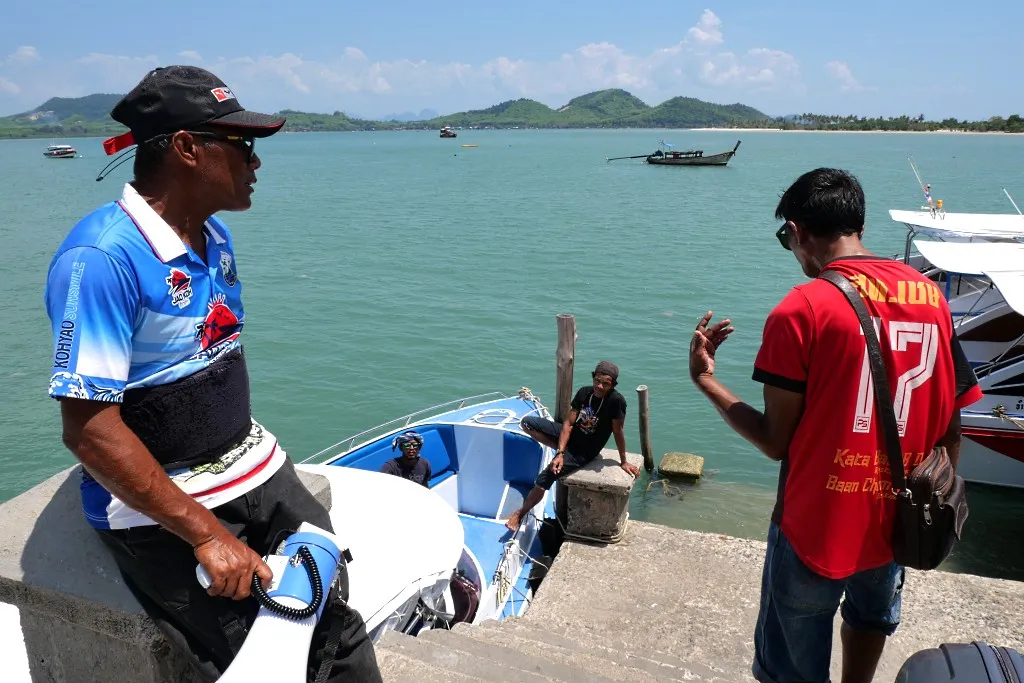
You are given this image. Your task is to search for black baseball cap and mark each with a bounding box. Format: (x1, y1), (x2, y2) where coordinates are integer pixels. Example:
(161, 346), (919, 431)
(102, 65), (286, 155)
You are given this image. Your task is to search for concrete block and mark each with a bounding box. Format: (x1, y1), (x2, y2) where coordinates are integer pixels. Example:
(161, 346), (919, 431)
(560, 449), (643, 544)
(0, 462), (328, 683)
(296, 467), (333, 511)
(659, 452), (705, 480)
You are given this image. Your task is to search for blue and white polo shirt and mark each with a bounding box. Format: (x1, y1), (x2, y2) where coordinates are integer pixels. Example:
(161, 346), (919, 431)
(44, 183), (285, 529)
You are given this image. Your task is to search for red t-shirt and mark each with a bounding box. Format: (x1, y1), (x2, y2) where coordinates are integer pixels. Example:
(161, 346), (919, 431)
(754, 256), (983, 579)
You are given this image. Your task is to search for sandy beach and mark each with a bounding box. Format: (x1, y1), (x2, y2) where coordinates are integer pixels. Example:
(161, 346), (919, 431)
(689, 127), (1019, 135)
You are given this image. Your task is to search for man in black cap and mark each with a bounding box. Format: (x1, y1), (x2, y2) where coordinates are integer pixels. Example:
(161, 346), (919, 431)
(43, 65), (381, 682)
(504, 360), (637, 531)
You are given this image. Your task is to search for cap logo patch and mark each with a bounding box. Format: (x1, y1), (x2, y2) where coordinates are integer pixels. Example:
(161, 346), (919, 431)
(210, 87), (235, 103)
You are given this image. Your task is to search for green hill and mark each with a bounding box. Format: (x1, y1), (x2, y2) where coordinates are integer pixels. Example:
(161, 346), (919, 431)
(14, 93), (123, 123)
(423, 89), (764, 129)
(0, 93), (126, 138)
(555, 89), (651, 122)
(430, 98), (558, 128)
(2, 89), (1021, 138)
(619, 97), (766, 128)
(0, 88), (772, 138)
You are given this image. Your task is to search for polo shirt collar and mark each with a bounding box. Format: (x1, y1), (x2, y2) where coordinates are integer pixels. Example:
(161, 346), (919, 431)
(119, 183), (226, 263)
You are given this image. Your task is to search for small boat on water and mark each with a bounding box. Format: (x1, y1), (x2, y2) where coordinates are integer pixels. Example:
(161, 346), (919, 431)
(440, 126), (458, 138)
(43, 144), (78, 159)
(607, 140), (741, 167)
(300, 388), (558, 641)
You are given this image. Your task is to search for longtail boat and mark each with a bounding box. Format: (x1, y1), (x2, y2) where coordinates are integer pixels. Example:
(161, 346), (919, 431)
(607, 140), (741, 166)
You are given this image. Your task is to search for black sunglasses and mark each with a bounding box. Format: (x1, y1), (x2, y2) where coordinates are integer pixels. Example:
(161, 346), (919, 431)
(776, 223), (792, 251)
(188, 131), (256, 164)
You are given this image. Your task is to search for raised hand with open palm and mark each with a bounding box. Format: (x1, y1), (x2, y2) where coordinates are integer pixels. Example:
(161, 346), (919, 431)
(689, 310), (735, 380)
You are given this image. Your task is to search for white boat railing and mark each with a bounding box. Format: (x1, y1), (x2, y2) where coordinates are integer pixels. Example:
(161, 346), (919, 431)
(301, 391), (514, 464)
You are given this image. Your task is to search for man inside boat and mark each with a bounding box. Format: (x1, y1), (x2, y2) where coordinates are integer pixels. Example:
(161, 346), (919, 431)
(688, 168), (982, 683)
(43, 66), (381, 683)
(504, 360), (639, 531)
(380, 431), (432, 487)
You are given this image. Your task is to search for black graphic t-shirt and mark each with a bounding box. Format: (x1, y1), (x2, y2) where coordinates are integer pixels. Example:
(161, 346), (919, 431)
(380, 457), (432, 487)
(566, 386), (627, 462)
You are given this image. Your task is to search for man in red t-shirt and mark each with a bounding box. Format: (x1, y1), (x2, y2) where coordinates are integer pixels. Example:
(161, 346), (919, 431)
(689, 168), (982, 683)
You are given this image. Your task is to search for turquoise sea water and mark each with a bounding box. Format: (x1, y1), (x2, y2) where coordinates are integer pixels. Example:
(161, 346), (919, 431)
(3, 129), (1023, 580)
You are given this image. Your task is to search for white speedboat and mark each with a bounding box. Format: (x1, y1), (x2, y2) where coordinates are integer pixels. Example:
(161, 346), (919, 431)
(43, 144), (78, 158)
(302, 389), (557, 640)
(889, 210), (1024, 489)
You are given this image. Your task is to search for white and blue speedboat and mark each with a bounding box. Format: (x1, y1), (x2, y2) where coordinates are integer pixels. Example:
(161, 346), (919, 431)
(298, 389), (557, 640)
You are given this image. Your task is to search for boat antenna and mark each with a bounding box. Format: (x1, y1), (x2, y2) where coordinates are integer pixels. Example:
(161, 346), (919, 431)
(908, 156), (938, 213)
(1004, 188), (1024, 217)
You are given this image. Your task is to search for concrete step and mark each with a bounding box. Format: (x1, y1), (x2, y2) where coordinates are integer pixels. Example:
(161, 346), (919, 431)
(377, 645), (487, 683)
(376, 629), (551, 682)
(416, 627), (624, 683)
(449, 620), (686, 683)
(467, 619), (742, 683)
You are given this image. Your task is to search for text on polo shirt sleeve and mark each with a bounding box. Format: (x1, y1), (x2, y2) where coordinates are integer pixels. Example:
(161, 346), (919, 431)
(45, 247), (139, 403)
(752, 288), (813, 393)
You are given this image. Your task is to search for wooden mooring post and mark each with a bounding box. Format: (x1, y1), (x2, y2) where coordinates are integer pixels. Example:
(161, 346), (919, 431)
(637, 384), (653, 471)
(555, 314), (576, 423)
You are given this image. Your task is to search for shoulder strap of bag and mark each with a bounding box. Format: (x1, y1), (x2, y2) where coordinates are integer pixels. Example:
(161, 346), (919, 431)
(818, 269), (908, 492)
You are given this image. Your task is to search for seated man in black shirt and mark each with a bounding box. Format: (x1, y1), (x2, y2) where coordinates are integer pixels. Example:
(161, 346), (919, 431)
(504, 360), (639, 530)
(379, 431), (432, 487)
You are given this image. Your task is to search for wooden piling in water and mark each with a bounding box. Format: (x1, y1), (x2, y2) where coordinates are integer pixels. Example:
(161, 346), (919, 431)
(554, 314), (576, 424)
(637, 384), (653, 471)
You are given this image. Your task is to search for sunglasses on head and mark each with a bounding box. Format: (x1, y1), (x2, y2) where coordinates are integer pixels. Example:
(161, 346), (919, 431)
(188, 131), (256, 164)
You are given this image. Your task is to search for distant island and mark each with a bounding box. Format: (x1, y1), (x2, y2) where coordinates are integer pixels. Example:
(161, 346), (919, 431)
(1, 89), (1021, 139)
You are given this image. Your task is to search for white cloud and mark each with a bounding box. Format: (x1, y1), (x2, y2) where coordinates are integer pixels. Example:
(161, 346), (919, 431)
(696, 48), (800, 91)
(0, 78), (19, 94)
(686, 9), (724, 47)
(0, 10), (803, 118)
(826, 60), (873, 93)
(7, 46), (40, 64)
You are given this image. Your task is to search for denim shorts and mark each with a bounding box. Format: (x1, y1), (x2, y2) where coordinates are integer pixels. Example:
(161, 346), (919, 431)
(752, 521), (905, 683)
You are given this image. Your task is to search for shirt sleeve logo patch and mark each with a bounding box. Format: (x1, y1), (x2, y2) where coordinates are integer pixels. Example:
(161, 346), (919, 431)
(219, 251), (237, 286)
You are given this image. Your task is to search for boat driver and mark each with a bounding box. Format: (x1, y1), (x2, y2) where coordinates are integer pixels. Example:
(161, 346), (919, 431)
(44, 65), (382, 683)
(380, 431), (433, 487)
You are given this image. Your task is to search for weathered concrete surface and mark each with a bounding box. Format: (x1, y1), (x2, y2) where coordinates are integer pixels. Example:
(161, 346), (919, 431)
(659, 452), (705, 479)
(0, 464), (332, 683)
(560, 449), (645, 544)
(519, 521), (1024, 683)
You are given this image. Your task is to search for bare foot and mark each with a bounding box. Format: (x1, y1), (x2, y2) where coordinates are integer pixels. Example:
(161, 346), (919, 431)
(503, 510), (522, 531)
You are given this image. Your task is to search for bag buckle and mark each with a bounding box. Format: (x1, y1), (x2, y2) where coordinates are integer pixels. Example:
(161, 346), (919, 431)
(893, 487), (913, 500)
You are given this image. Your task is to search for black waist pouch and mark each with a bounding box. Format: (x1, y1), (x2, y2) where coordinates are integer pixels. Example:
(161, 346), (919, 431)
(120, 347), (252, 470)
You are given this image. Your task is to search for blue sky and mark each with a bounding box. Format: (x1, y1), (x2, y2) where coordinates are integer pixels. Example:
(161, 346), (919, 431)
(1, 1), (1020, 120)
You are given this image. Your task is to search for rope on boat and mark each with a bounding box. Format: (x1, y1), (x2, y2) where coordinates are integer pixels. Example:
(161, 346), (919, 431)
(993, 404), (1024, 432)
